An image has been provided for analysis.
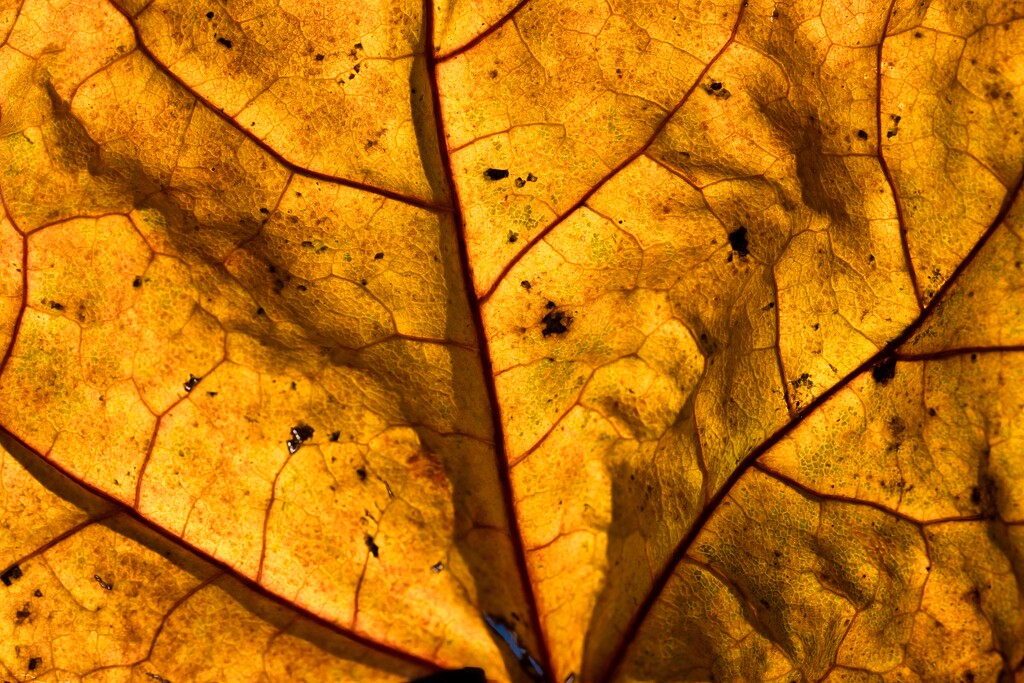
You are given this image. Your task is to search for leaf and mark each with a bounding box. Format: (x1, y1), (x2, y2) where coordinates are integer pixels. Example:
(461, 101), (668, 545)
(0, 0), (1021, 680)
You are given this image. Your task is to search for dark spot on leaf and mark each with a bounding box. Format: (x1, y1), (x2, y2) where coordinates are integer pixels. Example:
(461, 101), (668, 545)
(374, 252), (384, 259)
(970, 353), (978, 363)
(205, 11), (214, 19)
(296, 284), (307, 292)
(217, 37), (233, 48)
(857, 129), (868, 140)
(28, 658), (41, 671)
(545, 300), (556, 309)
(15, 604), (30, 623)
(365, 535), (379, 558)
(33, 589), (42, 597)
(431, 561), (444, 573)
(489, 70), (498, 78)
(526, 173), (538, 182)
(710, 81), (722, 90)
(727, 226), (749, 256)
(94, 574), (112, 590)
(508, 231), (519, 243)
(329, 431), (340, 442)
(259, 207), (269, 214)
(971, 487), (981, 504)
(514, 177), (526, 188)
(520, 280), (531, 290)
(132, 276), (142, 287)
(286, 424), (314, 454)
(872, 357), (897, 384)
(360, 279), (368, 286)
(183, 374), (201, 392)
(354, 43), (362, 50)
(914, 31), (923, 37)
(484, 168), (510, 181)
(206, 391), (217, 397)
(315, 54), (324, 60)
(541, 309), (571, 337)
(356, 467), (367, 481)
(887, 130), (897, 138)
(49, 301), (64, 311)
(256, 307), (265, 316)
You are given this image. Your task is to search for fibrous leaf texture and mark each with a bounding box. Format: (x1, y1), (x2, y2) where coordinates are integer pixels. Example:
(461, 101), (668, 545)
(0, 0), (1022, 680)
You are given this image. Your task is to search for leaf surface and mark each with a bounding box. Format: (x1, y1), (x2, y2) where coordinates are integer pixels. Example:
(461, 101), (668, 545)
(0, 0), (1022, 680)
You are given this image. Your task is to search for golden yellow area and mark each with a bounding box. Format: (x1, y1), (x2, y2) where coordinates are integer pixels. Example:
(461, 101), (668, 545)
(0, 0), (1022, 678)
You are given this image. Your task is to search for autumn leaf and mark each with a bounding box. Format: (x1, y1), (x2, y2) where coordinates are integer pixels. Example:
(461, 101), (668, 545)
(0, 0), (1022, 679)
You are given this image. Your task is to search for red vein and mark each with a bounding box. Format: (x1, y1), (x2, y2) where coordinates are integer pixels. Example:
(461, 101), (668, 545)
(876, 0), (922, 308)
(2, 512), (119, 572)
(896, 344), (1024, 361)
(435, 0), (533, 63)
(599, 165), (1024, 683)
(0, 424), (441, 675)
(477, 4), (748, 304)
(425, 0), (554, 677)
(0, 192), (27, 379)
(104, 1), (450, 215)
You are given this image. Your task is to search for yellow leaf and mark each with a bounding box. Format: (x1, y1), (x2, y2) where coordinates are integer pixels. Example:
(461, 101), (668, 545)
(0, 0), (1021, 679)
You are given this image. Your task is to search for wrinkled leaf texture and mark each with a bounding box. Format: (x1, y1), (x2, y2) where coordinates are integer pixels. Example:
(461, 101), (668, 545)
(0, 0), (1023, 680)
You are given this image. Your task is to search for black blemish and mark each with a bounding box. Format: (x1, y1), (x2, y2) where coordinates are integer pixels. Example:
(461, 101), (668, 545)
(857, 129), (868, 140)
(15, 604), (30, 623)
(28, 658), (41, 671)
(410, 668), (486, 683)
(514, 177), (526, 188)
(484, 168), (510, 181)
(887, 130), (897, 138)
(259, 207), (269, 214)
(771, 8), (779, 18)
(94, 574), (113, 590)
(273, 278), (285, 292)
(970, 487), (981, 504)
(374, 252), (384, 260)
(526, 173), (538, 182)
(541, 309), (571, 337)
(360, 279), (368, 286)
(296, 284), (307, 292)
(256, 307), (265, 316)
(970, 353), (978, 363)
(329, 431), (340, 442)
(354, 43), (363, 50)
(217, 37), (233, 48)
(710, 81), (722, 90)
(206, 391), (217, 397)
(286, 424), (314, 454)
(132, 276), (143, 287)
(205, 10), (214, 19)
(520, 280), (531, 290)
(183, 374), (201, 392)
(301, 240), (314, 248)
(872, 357), (897, 384)
(431, 561), (444, 573)
(508, 231), (519, 243)
(315, 53), (325, 60)
(49, 301), (64, 311)
(353, 64), (361, 74)
(545, 300), (556, 309)
(791, 373), (813, 390)
(365, 535), (379, 558)
(489, 69), (499, 79)
(727, 226), (749, 256)
(914, 31), (923, 37)
(33, 589), (42, 598)
(356, 467), (367, 481)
